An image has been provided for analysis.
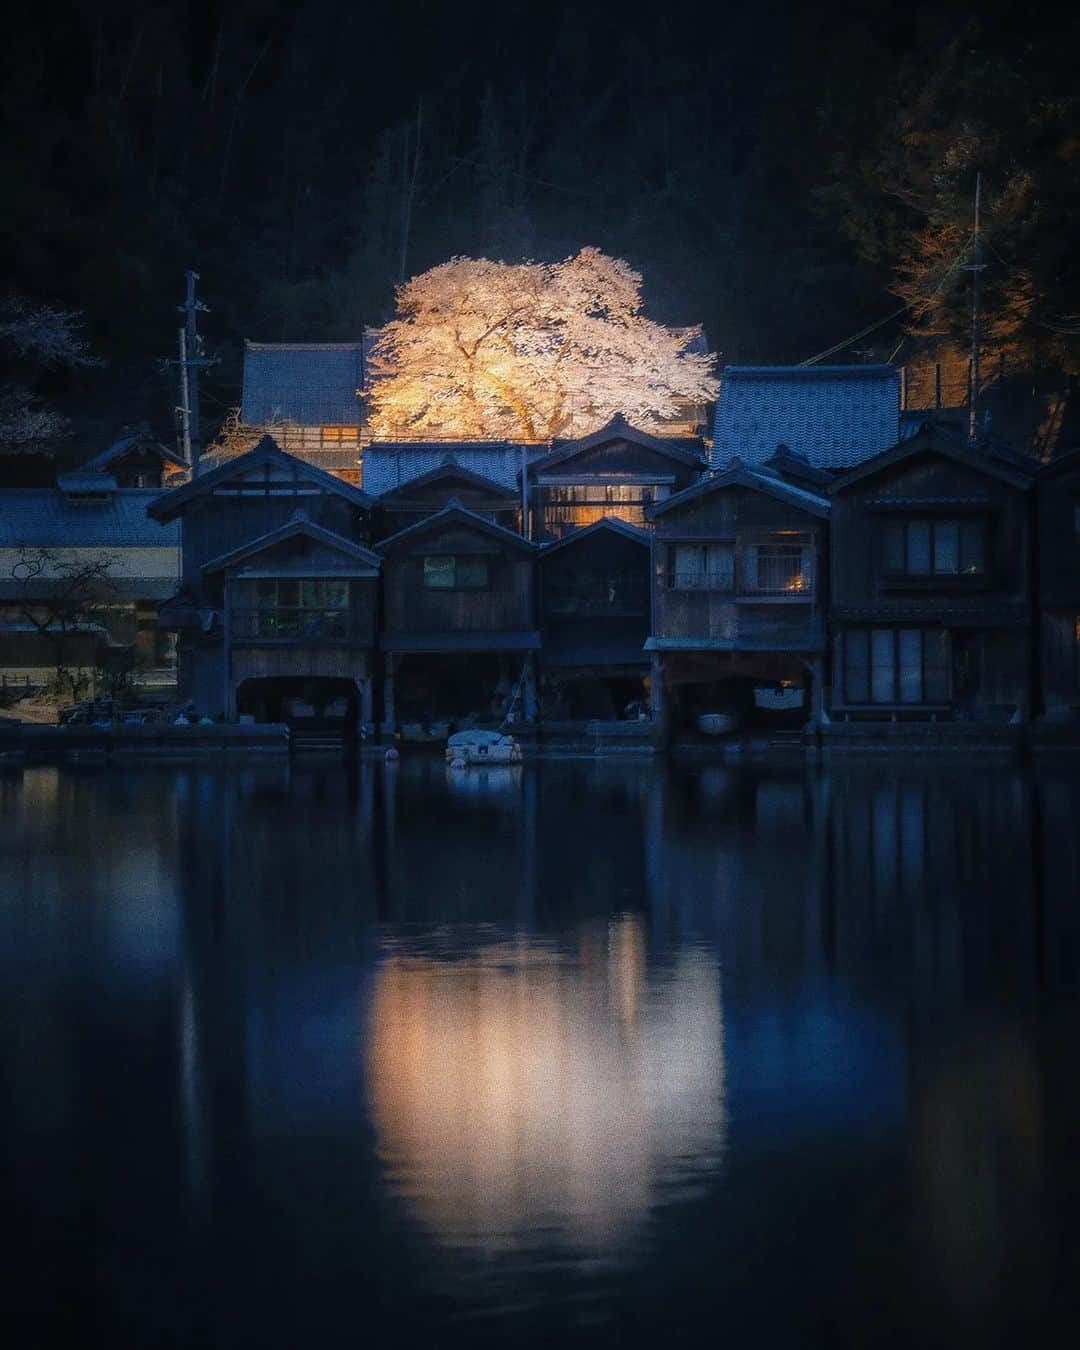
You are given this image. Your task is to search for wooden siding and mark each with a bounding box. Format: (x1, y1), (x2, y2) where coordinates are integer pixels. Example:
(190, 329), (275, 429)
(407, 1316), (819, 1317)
(830, 452), (1030, 613)
(181, 491), (369, 587)
(540, 528), (649, 666)
(652, 485), (826, 650)
(382, 522), (534, 636)
(1038, 460), (1080, 608)
(231, 646), (371, 683)
(1041, 610), (1080, 710)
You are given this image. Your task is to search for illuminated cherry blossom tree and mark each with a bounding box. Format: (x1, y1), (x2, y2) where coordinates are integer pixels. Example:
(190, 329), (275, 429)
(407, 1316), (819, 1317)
(365, 248), (718, 441)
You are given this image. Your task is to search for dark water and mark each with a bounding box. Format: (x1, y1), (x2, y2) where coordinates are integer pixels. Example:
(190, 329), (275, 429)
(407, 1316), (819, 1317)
(2, 756), (1079, 1348)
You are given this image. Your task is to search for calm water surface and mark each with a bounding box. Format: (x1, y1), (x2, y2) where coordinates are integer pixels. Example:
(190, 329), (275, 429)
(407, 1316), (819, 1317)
(2, 757), (1079, 1347)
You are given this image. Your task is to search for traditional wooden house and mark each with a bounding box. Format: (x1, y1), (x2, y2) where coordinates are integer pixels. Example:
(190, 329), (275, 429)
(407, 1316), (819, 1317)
(148, 436), (380, 734)
(826, 426), (1034, 722)
(372, 456), (522, 540)
(644, 463), (829, 731)
(0, 469), (180, 688)
(376, 501), (538, 732)
(538, 519), (652, 718)
(530, 415), (705, 541)
(1036, 446), (1080, 718)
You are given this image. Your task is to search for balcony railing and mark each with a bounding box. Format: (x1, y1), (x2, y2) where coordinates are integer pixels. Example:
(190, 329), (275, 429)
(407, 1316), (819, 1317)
(544, 574), (649, 617)
(231, 607), (358, 641)
(743, 552), (814, 597)
(658, 561), (815, 599)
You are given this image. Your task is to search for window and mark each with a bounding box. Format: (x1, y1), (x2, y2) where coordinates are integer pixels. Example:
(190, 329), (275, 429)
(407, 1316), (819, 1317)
(545, 570), (647, 614)
(240, 577), (351, 639)
(841, 628), (949, 705)
(883, 519), (985, 576)
(422, 555), (490, 590)
(670, 543), (734, 590)
(545, 483), (670, 531)
(743, 543), (812, 594)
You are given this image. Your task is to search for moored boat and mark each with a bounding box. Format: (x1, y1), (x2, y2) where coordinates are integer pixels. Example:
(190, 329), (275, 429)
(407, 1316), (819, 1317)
(445, 729), (523, 766)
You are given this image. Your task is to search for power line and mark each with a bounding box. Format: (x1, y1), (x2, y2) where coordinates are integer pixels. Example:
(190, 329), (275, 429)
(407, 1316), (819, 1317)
(798, 234), (975, 367)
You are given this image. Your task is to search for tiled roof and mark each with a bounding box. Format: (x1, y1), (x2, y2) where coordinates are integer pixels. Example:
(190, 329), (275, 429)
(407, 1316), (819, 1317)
(647, 460), (830, 521)
(541, 414), (706, 471)
(375, 499), (535, 555)
(148, 437), (374, 521)
(711, 365), (900, 470)
(242, 342), (365, 426)
(364, 444), (535, 495)
(538, 518), (651, 556)
(0, 489), (179, 549)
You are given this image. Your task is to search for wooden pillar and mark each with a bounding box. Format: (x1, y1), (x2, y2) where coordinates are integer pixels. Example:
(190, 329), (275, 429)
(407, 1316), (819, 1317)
(650, 651), (665, 720)
(381, 652), (396, 736)
(523, 652), (538, 722)
(223, 574), (235, 721)
(809, 654), (824, 725)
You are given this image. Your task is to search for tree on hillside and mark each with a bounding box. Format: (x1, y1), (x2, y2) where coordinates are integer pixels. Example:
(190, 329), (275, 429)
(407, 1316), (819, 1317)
(364, 249), (719, 442)
(821, 14), (1080, 375)
(0, 294), (101, 454)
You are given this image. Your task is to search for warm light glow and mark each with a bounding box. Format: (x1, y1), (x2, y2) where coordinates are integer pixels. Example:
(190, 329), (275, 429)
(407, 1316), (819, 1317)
(366, 917), (725, 1258)
(365, 249), (718, 442)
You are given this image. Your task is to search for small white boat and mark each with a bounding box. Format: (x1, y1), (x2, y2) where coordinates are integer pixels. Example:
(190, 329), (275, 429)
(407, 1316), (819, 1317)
(445, 729), (523, 766)
(697, 711), (739, 736)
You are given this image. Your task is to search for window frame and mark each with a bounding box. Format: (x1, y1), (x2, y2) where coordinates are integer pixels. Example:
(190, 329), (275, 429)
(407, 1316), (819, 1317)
(421, 553), (492, 592)
(839, 627), (951, 707)
(668, 542), (735, 591)
(882, 517), (986, 579)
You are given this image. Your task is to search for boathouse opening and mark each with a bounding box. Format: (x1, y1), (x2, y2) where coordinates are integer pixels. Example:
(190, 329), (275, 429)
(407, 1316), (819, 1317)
(236, 675), (361, 735)
(390, 652), (524, 727)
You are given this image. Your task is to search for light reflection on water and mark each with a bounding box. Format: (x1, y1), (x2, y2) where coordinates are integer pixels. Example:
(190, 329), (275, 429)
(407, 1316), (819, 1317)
(368, 920), (725, 1258)
(2, 757), (1079, 1348)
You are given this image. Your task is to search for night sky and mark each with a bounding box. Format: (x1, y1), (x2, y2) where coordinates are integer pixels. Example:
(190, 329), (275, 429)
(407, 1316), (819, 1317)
(3, 1), (1076, 448)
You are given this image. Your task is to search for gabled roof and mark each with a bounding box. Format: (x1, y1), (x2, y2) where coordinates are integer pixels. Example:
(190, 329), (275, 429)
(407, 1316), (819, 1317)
(242, 341), (366, 426)
(764, 445), (835, 488)
(147, 436), (375, 521)
(82, 428), (188, 473)
(539, 517), (651, 556)
(375, 499), (535, 555)
(827, 426), (1035, 494)
(363, 443), (533, 494)
(538, 414), (705, 473)
(377, 457), (518, 502)
(201, 509), (381, 575)
(712, 364), (900, 470)
(647, 460), (830, 521)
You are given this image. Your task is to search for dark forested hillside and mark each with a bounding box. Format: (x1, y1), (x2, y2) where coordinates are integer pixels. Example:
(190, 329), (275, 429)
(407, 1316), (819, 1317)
(2, 0), (1077, 459)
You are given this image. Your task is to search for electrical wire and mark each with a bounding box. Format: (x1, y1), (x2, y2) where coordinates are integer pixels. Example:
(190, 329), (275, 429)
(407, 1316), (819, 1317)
(798, 234), (975, 366)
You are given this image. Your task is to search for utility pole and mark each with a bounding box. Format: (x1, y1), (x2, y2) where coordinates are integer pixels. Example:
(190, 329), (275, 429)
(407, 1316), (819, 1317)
(965, 173), (986, 445)
(164, 271), (217, 474)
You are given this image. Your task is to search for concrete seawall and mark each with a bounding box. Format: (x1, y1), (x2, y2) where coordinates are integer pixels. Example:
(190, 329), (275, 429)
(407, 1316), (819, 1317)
(0, 722), (290, 763)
